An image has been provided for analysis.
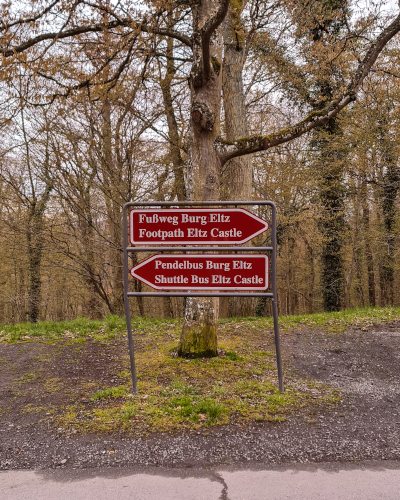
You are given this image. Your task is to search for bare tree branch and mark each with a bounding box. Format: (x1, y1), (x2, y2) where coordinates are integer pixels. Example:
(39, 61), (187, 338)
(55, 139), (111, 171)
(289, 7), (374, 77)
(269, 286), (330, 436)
(0, 18), (192, 58)
(201, 0), (230, 80)
(0, 0), (62, 31)
(217, 12), (400, 165)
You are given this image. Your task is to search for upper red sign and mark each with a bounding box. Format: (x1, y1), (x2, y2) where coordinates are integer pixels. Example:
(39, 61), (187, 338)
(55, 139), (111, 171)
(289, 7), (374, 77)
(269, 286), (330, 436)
(129, 208), (269, 245)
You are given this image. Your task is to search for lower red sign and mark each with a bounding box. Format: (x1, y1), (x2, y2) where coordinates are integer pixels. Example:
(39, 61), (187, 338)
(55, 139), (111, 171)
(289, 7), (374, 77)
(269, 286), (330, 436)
(130, 255), (269, 291)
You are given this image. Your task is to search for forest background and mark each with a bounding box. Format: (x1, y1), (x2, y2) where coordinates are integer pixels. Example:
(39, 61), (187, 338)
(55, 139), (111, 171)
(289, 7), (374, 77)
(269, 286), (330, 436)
(1, 0), (400, 326)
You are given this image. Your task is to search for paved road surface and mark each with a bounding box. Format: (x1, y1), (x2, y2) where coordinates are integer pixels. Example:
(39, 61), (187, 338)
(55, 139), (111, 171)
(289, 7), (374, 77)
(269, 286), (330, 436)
(2, 461), (400, 499)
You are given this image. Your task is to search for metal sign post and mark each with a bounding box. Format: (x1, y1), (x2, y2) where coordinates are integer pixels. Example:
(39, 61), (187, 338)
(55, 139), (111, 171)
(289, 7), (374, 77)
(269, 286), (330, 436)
(122, 201), (284, 394)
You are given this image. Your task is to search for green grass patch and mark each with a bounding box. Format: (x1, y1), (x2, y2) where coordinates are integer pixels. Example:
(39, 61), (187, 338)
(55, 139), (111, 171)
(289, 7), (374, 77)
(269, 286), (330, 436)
(225, 350), (243, 361)
(118, 404), (137, 421)
(276, 306), (400, 330)
(218, 306), (400, 331)
(14, 372), (37, 384)
(168, 397), (227, 424)
(0, 314), (182, 342)
(1, 307), (397, 343)
(92, 385), (128, 400)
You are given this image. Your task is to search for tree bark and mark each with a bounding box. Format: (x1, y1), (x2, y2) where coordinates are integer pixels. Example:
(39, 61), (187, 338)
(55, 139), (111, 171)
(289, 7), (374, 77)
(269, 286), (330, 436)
(178, 0), (226, 358)
(101, 97), (124, 315)
(221, 9), (251, 202)
(378, 122), (399, 306)
(27, 212), (43, 323)
(316, 119), (345, 312)
(361, 177), (376, 306)
(302, 234), (315, 314)
(26, 186), (52, 323)
(220, 7), (253, 317)
(160, 34), (186, 201)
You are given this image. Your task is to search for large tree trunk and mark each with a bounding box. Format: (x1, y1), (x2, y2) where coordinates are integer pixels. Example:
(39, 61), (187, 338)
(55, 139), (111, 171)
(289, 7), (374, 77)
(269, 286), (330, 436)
(378, 130), (399, 306)
(361, 177), (376, 306)
(178, 0), (224, 358)
(320, 167), (344, 312)
(27, 187), (52, 323)
(221, 12), (251, 203)
(316, 119), (345, 312)
(219, 8), (253, 318)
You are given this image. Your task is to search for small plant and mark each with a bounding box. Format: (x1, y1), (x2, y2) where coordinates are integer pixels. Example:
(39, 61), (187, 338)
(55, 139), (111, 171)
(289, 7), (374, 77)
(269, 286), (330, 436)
(119, 404), (137, 421)
(197, 400), (226, 424)
(169, 378), (198, 395)
(14, 372), (37, 383)
(105, 314), (126, 331)
(225, 351), (243, 361)
(169, 396), (227, 424)
(92, 385), (128, 400)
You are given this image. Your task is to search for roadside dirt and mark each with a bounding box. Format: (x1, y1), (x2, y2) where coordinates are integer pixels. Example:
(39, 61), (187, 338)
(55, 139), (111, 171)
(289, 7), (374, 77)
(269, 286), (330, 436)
(1, 321), (399, 470)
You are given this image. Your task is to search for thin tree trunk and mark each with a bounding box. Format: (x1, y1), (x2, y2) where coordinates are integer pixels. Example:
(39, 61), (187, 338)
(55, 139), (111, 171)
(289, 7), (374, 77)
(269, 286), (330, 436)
(302, 234), (315, 314)
(101, 97), (124, 315)
(27, 215), (42, 323)
(160, 33), (186, 201)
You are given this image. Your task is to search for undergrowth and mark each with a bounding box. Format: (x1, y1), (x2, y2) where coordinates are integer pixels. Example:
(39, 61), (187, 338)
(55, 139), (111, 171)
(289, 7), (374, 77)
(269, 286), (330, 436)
(1, 306), (398, 343)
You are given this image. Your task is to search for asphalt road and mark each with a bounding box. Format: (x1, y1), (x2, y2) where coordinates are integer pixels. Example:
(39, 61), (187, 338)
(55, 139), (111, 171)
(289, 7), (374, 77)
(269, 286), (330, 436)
(2, 461), (400, 499)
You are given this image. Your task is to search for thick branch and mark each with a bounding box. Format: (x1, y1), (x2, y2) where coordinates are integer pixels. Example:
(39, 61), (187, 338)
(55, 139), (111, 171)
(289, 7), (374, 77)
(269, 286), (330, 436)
(1, 18), (192, 58)
(218, 12), (400, 165)
(142, 25), (192, 48)
(201, 0), (230, 80)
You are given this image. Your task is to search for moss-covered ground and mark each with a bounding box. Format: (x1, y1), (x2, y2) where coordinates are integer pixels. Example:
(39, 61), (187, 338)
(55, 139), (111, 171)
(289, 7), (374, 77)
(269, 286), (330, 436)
(1, 306), (399, 437)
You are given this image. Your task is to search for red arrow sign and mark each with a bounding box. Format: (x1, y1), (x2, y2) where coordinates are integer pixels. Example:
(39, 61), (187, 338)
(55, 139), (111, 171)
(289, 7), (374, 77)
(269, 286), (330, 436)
(129, 208), (269, 245)
(130, 255), (269, 291)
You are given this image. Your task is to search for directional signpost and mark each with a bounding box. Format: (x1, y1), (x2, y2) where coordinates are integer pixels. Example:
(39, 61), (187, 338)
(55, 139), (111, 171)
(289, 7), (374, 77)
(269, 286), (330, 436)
(123, 201), (284, 395)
